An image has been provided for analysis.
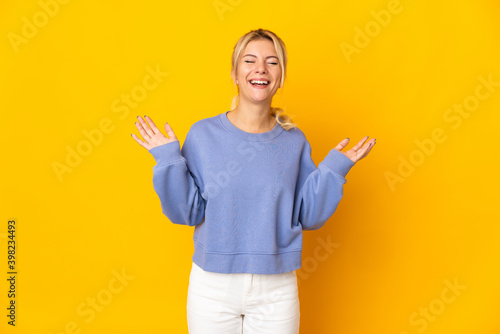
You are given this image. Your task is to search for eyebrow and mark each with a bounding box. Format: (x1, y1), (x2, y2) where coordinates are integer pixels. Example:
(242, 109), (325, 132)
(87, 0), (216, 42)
(243, 54), (279, 60)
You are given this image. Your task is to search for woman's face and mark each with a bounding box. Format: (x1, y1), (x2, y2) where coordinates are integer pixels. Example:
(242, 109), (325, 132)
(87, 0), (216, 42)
(233, 39), (282, 105)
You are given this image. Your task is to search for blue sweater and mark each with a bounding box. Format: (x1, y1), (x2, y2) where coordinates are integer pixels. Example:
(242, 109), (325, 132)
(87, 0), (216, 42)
(148, 111), (355, 274)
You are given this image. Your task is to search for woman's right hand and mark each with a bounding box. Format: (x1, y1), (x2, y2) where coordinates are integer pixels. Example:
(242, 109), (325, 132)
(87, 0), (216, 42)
(131, 115), (178, 150)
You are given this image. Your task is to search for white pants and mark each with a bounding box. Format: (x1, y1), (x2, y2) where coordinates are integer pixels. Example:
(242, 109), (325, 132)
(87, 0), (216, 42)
(187, 261), (300, 334)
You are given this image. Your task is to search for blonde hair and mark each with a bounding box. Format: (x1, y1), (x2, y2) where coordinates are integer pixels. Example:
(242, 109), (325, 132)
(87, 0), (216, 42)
(230, 28), (297, 131)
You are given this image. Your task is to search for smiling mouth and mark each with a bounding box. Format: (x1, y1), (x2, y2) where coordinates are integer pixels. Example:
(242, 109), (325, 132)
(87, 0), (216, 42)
(249, 80), (270, 87)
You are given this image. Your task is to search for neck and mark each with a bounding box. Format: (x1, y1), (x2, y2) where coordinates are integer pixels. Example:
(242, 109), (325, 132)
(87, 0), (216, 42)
(229, 99), (276, 133)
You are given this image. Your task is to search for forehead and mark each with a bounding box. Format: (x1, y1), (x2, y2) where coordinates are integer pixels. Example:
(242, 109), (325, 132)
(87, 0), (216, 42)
(243, 39), (277, 56)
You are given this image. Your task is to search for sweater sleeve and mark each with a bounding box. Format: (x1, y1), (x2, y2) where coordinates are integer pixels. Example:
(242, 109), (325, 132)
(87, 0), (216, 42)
(296, 139), (355, 230)
(148, 128), (206, 227)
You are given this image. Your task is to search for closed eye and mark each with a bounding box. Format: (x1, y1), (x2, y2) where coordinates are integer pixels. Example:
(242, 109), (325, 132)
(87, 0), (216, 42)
(244, 61), (278, 65)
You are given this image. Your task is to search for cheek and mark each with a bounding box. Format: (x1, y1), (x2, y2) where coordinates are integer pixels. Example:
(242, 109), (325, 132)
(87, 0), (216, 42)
(273, 73), (282, 85)
(238, 69), (251, 80)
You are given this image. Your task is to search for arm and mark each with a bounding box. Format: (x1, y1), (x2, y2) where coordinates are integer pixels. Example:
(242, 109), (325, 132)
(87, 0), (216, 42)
(296, 140), (355, 230)
(131, 116), (205, 226)
(149, 139), (206, 226)
(296, 135), (376, 230)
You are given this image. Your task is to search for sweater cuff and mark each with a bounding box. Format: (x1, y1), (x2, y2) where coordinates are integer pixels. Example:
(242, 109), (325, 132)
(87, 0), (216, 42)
(148, 140), (185, 165)
(320, 148), (355, 178)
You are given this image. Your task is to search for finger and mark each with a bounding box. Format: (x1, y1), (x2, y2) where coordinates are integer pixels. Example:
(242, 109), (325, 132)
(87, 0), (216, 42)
(144, 115), (160, 134)
(361, 138), (375, 151)
(334, 138), (350, 151)
(164, 122), (177, 140)
(135, 121), (151, 141)
(136, 116), (155, 137)
(131, 133), (149, 150)
(351, 136), (369, 151)
(357, 140), (376, 161)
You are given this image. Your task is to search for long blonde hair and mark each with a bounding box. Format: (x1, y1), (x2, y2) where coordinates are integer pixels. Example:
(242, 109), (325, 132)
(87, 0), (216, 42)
(230, 28), (297, 131)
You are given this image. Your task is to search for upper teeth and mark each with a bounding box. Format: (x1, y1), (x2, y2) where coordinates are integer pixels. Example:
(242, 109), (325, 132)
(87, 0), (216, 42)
(250, 80), (269, 85)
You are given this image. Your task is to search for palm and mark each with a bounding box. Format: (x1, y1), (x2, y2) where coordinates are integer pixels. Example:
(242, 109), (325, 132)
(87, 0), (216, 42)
(334, 136), (376, 164)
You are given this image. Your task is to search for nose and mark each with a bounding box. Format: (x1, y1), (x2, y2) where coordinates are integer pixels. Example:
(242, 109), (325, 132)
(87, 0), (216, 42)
(255, 60), (267, 74)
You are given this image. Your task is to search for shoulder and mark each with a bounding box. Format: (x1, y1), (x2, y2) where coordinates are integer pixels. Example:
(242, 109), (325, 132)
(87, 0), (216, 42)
(285, 125), (306, 139)
(281, 125), (309, 147)
(182, 113), (223, 150)
(186, 113), (221, 134)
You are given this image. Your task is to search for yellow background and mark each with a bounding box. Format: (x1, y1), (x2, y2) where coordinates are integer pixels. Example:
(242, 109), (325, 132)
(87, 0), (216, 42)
(1, 0), (499, 333)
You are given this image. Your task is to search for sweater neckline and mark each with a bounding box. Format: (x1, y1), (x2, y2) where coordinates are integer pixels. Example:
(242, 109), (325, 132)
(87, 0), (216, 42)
(219, 111), (284, 142)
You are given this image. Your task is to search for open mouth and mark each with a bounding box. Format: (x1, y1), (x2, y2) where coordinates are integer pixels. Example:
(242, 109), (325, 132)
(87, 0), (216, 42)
(249, 80), (270, 87)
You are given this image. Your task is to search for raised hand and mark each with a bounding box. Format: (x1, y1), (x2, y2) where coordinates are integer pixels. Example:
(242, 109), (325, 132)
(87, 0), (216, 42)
(334, 136), (376, 164)
(131, 115), (178, 150)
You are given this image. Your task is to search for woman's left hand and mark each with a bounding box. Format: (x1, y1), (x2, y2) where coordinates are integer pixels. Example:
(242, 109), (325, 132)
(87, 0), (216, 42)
(334, 136), (376, 164)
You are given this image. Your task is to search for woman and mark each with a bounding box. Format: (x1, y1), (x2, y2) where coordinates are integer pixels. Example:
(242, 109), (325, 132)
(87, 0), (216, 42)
(131, 28), (376, 334)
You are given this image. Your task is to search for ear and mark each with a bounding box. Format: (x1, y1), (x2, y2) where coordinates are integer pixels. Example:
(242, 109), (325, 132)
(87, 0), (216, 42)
(231, 70), (236, 85)
(232, 69), (241, 85)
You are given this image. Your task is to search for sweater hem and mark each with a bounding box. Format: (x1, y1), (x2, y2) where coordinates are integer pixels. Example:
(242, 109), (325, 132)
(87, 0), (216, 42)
(192, 243), (303, 274)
